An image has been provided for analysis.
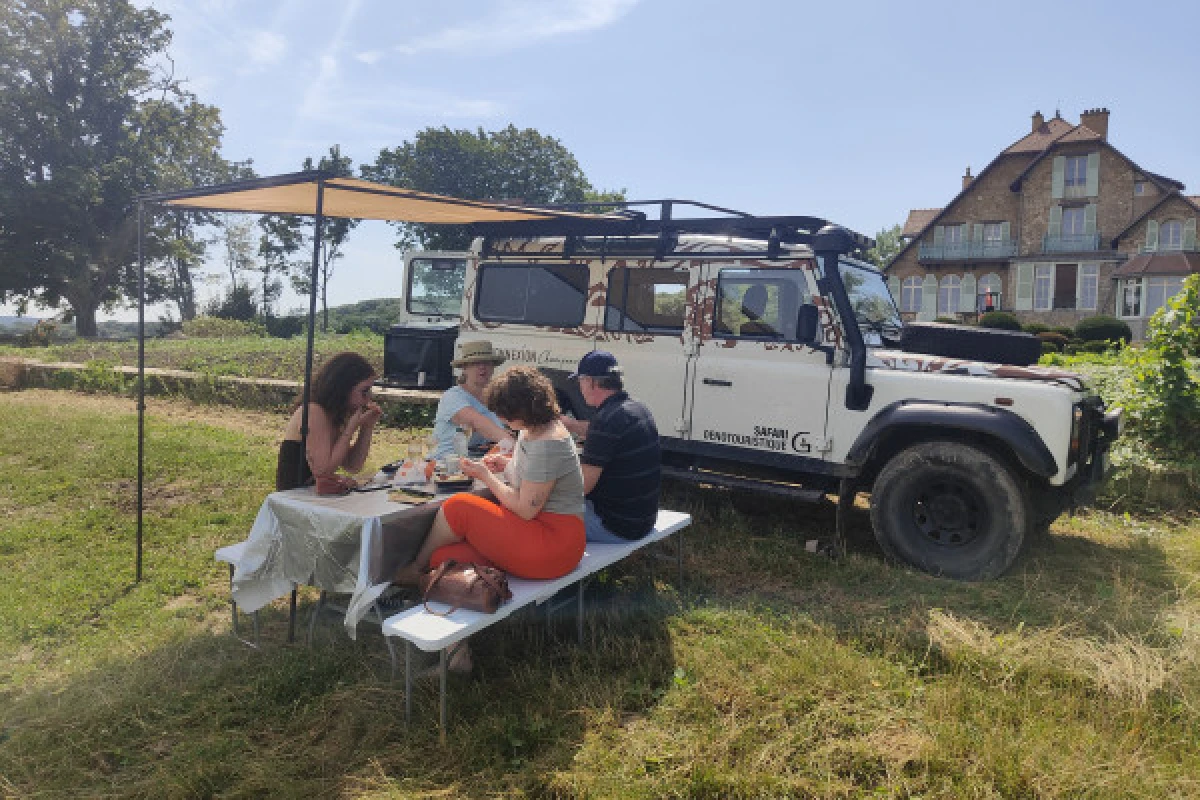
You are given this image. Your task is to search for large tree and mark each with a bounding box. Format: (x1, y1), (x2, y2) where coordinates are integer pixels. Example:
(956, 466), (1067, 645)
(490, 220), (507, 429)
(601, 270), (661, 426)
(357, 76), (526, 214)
(864, 223), (904, 269)
(0, 0), (234, 335)
(363, 125), (616, 251)
(290, 145), (356, 331)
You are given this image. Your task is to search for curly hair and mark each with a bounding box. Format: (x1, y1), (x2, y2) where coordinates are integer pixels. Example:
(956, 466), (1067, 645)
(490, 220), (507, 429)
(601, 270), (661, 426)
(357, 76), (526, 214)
(298, 352), (376, 428)
(484, 366), (560, 427)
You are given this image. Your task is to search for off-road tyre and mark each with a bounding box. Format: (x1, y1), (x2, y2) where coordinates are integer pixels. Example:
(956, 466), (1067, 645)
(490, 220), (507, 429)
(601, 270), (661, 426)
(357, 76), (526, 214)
(900, 322), (1042, 367)
(870, 442), (1029, 580)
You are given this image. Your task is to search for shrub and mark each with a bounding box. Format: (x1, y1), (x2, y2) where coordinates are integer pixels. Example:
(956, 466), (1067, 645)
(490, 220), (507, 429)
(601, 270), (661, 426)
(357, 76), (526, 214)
(979, 311), (1021, 330)
(181, 316), (267, 339)
(1052, 326), (1075, 338)
(1022, 323), (1051, 335)
(1076, 315), (1132, 344)
(1130, 273), (1200, 452)
(1037, 332), (1069, 351)
(206, 284), (259, 321)
(1040, 341), (1058, 355)
(264, 315), (306, 339)
(19, 319), (58, 347)
(1081, 340), (1113, 354)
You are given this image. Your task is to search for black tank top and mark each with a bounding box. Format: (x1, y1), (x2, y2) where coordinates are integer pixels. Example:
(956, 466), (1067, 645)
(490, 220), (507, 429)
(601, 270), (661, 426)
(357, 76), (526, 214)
(275, 439), (313, 491)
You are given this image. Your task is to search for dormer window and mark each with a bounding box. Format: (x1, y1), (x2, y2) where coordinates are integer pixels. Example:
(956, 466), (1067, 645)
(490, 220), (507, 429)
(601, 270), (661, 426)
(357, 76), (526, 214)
(1063, 155), (1088, 198)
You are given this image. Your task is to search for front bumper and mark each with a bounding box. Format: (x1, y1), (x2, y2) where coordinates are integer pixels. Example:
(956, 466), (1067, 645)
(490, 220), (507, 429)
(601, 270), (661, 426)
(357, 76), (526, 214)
(1073, 404), (1123, 503)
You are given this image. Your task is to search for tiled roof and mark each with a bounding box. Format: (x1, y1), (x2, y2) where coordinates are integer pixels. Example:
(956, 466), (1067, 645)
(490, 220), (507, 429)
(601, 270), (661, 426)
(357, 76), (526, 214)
(1001, 117), (1074, 155)
(902, 208), (941, 238)
(1052, 124), (1104, 144)
(1113, 252), (1200, 277)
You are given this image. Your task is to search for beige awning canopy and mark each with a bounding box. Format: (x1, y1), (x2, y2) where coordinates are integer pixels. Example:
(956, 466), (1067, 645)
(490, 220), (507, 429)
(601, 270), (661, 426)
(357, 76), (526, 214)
(144, 172), (624, 225)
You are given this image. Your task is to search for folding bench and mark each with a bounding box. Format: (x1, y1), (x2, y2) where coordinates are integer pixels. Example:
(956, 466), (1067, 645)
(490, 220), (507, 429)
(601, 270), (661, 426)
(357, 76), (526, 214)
(381, 510), (692, 741)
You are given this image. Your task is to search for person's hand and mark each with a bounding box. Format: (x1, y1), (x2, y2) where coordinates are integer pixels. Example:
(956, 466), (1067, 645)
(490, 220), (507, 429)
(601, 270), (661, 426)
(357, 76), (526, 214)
(459, 458), (488, 481)
(482, 452), (510, 473)
(360, 401), (383, 428)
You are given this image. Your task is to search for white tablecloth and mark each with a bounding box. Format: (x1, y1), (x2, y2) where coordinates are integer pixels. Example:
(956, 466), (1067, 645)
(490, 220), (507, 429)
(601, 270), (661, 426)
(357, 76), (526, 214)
(230, 486), (439, 638)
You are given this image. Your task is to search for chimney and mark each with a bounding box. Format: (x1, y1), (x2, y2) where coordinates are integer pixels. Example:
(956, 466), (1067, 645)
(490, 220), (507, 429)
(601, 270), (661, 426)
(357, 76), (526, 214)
(1031, 110), (1045, 132)
(962, 166), (973, 190)
(1080, 107), (1110, 140)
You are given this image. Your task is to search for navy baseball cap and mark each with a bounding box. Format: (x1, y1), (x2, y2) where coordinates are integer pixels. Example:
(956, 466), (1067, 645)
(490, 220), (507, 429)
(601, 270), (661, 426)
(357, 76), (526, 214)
(569, 350), (621, 379)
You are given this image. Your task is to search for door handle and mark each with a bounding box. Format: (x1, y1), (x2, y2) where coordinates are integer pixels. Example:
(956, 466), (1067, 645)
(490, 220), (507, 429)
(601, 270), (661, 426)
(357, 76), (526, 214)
(703, 378), (733, 387)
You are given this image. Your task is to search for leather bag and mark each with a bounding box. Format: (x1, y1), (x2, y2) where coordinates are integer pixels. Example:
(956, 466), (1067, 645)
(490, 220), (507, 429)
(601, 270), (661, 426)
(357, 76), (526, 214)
(418, 560), (512, 615)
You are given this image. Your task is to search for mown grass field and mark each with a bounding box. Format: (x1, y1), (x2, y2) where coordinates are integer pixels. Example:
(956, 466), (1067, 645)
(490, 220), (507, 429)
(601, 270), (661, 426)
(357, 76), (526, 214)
(1, 389), (1199, 798)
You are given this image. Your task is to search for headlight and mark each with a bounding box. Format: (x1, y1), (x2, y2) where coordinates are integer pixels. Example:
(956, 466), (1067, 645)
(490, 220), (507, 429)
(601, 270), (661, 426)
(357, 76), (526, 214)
(1069, 404), (1084, 463)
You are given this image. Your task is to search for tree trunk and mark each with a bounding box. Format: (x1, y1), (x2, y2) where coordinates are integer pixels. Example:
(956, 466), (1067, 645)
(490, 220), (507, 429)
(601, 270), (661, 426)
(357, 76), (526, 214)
(321, 280), (329, 332)
(74, 302), (99, 338)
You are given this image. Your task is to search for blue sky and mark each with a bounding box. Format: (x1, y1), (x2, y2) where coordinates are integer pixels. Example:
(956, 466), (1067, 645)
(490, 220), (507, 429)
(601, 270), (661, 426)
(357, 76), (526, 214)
(15, 0), (1200, 320)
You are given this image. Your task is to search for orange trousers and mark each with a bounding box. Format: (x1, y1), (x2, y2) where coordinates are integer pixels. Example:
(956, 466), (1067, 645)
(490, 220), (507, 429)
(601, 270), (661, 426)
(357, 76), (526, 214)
(433, 493), (585, 580)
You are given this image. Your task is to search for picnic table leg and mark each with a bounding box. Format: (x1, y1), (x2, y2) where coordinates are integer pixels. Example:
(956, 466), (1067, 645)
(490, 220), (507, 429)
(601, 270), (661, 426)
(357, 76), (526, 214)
(372, 603), (399, 682)
(677, 531), (684, 588)
(405, 641), (413, 726)
(287, 586), (298, 643)
(307, 590), (326, 646)
(439, 648), (448, 746)
(577, 580), (585, 645)
(228, 565), (240, 637)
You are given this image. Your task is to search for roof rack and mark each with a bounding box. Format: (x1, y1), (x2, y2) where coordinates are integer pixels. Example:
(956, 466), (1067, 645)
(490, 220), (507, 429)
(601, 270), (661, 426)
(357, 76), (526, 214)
(469, 198), (874, 260)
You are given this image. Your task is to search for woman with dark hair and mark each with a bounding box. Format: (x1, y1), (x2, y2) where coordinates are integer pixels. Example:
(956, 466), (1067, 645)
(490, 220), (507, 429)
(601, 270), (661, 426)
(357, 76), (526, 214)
(395, 365), (585, 584)
(276, 351), (382, 491)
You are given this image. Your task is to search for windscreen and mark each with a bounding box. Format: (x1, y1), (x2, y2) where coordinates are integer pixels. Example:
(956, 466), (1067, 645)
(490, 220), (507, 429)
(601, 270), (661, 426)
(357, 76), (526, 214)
(838, 260), (902, 346)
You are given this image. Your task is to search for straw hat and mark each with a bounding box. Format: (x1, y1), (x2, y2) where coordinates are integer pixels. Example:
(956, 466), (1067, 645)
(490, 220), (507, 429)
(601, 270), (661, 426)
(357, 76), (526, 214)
(451, 340), (506, 368)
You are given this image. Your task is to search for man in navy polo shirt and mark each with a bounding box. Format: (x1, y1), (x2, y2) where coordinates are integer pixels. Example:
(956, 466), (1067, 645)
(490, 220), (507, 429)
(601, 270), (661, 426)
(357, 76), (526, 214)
(567, 351), (661, 542)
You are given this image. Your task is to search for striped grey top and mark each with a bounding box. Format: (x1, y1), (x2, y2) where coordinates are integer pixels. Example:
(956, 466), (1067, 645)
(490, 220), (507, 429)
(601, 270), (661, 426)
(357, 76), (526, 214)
(511, 432), (585, 517)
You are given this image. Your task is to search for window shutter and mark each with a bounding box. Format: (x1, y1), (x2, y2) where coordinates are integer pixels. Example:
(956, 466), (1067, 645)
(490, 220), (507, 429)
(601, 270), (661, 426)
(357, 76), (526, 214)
(933, 226), (944, 246)
(919, 274), (938, 321)
(1000, 221), (1011, 242)
(1145, 219), (1159, 251)
(960, 273), (977, 313)
(1015, 263), (1034, 310)
(1048, 205), (1063, 238)
(1052, 156), (1065, 199)
(887, 275), (901, 302)
(1085, 152), (1099, 196)
(1084, 203), (1097, 235)
(1184, 218), (1197, 251)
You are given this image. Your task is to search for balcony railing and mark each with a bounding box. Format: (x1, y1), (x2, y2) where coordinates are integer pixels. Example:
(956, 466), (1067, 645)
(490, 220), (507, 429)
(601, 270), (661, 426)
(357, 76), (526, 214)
(918, 239), (1018, 261)
(1042, 233), (1101, 253)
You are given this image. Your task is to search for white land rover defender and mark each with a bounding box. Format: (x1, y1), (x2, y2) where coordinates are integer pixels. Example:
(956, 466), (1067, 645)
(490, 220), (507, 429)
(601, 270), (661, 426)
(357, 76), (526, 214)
(387, 201), (1122, 580)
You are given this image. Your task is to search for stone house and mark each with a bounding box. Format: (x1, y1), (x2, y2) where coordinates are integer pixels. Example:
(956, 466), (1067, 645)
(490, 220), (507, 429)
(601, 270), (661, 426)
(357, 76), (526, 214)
(885, 109), (1199, 339)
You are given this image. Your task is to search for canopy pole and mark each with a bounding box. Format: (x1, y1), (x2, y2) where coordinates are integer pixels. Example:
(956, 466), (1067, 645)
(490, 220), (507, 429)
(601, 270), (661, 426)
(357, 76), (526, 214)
(291, 178), (325, 643)
(136, 201), (146, 583)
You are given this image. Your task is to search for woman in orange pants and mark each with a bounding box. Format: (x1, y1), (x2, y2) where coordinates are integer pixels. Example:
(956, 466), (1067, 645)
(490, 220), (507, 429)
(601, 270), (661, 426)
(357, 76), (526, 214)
(396, 366), (585, 584)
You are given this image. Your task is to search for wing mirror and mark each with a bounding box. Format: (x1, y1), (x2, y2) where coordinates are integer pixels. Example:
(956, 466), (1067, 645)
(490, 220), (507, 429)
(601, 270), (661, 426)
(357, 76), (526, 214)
(797, 303), (820, 345)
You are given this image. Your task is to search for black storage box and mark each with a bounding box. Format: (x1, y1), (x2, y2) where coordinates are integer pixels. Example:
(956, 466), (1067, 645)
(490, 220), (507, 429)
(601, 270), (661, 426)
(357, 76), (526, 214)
(382, 324), (458, 389)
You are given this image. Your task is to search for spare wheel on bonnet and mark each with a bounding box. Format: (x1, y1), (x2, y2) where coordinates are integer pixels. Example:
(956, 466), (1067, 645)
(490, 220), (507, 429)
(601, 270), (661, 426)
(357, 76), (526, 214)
(899, 322), (1042, 367)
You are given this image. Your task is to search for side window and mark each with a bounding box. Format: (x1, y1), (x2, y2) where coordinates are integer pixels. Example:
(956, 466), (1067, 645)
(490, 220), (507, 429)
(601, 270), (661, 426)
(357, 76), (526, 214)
(712, 268), (812, 340)
(605, 267), (688, 333)
(475, 264), (589, 327)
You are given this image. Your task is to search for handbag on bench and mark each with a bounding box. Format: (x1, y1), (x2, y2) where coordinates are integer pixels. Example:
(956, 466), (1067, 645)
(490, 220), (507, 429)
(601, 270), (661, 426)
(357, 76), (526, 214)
(418, 560), (513, 615)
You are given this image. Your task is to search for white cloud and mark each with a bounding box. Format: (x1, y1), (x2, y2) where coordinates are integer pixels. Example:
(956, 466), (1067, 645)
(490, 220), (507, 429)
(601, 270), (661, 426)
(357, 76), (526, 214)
(393, 0), (639, 57)
(246, 30), (287, 65)
(355, 50), (383, 64)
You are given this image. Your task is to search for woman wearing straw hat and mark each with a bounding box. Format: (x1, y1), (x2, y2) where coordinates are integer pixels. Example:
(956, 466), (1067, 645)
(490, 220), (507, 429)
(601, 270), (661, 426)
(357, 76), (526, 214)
(430, 340), (514, 460)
